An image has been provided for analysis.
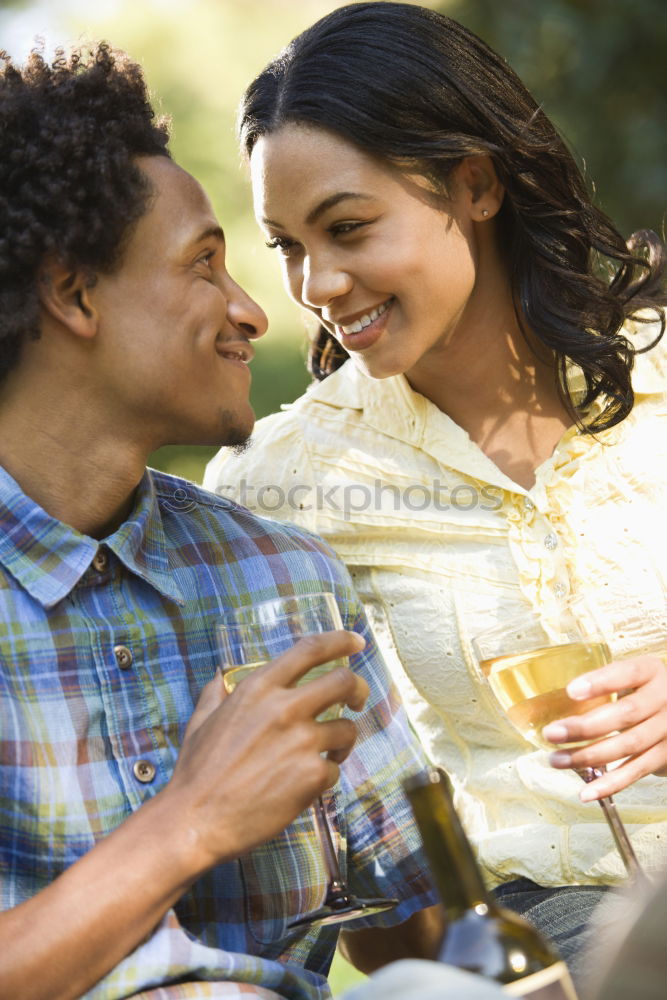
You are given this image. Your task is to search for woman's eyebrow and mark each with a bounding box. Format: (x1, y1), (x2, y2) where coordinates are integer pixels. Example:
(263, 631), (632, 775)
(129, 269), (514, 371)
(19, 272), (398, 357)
(263, 192), (372, 229)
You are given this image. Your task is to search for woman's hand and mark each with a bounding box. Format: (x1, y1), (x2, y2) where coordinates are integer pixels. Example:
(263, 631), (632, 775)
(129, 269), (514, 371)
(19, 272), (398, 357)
(543, 653), (667, 800)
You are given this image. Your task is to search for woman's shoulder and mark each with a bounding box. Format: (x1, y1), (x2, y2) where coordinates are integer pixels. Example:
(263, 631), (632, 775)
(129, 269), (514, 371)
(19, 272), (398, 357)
(202, 403), (308, 500)
(201, 367), (356, 505)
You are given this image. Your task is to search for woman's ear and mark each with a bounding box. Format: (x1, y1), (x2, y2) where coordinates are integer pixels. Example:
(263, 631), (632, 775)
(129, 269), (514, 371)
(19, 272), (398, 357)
(455, 155), (505, 222)
(37, 258), (98, 340)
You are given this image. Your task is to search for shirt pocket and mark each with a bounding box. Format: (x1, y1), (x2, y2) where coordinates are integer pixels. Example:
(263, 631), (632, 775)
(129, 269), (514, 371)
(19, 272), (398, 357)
(240, 794), (339, 946)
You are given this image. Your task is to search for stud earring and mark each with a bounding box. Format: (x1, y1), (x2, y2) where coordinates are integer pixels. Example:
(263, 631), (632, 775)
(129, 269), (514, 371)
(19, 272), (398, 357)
(481, 209), (489, 218)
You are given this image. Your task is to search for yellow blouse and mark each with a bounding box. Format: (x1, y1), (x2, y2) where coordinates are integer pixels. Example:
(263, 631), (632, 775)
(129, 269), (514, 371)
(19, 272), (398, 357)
(204, 318), (667, 887)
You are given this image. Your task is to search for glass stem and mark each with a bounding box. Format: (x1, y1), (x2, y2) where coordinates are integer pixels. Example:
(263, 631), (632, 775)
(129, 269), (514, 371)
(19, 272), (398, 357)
(311, 797), (348, 900)
(575, 766), (644, 881)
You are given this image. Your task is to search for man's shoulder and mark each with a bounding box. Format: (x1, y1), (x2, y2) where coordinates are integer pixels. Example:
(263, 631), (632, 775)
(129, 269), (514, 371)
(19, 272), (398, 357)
(149, 467), (341, 559)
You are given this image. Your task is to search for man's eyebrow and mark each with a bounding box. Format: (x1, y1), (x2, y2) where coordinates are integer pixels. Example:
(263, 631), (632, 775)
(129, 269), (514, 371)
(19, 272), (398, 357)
(263, 192), (371, 229)
(194, 225), (226, 245)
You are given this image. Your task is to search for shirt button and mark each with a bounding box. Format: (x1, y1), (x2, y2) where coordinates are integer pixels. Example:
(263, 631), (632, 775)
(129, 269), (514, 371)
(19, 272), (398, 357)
(553, 582), (568, 598)
(523, 497), (535, 512)
(114, 645), (133, 670)
(133, 760), (156, 783)
(92, 548), (108, 572)
(544, 532), (559, 551)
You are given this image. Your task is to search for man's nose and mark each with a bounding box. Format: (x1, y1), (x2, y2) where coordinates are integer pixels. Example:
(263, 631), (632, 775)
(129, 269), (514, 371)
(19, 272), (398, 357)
(226, 278), (268, 340)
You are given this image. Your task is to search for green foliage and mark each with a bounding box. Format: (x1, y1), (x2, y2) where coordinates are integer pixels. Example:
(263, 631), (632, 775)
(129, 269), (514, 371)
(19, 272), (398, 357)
(444, 0), (667, 237)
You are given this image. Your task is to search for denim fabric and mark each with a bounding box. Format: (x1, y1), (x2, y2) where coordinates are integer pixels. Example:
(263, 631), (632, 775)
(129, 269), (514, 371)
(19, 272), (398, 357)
(494, 878), (610, 991)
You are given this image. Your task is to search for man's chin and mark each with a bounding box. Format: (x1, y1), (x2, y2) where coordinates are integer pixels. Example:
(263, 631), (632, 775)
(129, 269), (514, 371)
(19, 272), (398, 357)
(216, 409), (254, 450)
(228, 437), (252, 456)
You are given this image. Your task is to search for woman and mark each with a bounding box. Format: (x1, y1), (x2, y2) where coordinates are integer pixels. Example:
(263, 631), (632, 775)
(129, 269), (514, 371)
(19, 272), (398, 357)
(205, 1), (667, 980)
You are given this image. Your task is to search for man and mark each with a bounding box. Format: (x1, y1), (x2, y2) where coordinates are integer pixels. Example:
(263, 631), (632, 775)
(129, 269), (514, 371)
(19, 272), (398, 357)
(0, 44), (441, 999)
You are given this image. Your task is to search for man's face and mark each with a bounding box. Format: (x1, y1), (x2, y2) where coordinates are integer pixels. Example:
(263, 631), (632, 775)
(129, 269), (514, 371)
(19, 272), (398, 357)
(89, 156), (268, 450)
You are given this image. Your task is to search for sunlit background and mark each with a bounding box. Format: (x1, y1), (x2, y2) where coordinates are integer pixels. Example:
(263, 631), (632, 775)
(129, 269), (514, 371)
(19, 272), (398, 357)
(1, 0), (664, 990)
(1, 0), (664, 486)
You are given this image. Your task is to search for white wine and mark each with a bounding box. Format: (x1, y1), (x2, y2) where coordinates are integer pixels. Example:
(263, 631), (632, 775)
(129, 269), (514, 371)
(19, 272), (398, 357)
(479, 641), (611, 750)
(405, 769), (579, 998)
(223, 658), (348, 721)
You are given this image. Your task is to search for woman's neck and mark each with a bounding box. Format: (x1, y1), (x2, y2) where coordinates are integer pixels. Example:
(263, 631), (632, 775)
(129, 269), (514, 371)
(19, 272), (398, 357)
(406, 310), (573, 490)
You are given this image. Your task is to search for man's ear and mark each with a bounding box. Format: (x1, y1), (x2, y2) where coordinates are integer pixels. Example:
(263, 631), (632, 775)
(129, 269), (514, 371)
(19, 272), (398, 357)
(37, 258), (98, 339)
(455, 155), (505, 222)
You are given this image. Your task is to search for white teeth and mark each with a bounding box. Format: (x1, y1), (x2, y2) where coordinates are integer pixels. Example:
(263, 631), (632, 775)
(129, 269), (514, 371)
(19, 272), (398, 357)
(223, 350), (247, 362)
(340, 299), (390, 336)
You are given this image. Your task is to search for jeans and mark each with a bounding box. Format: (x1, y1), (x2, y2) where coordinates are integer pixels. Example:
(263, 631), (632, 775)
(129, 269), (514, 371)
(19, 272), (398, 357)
(494, 877), (611, 992)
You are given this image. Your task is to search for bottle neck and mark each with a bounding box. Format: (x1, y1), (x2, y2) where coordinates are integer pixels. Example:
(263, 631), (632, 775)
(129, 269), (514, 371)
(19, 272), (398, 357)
(406, 769), (495, 921)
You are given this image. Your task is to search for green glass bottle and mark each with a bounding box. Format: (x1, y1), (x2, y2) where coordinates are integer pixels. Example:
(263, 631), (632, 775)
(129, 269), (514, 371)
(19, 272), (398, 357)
(405, 769), (578, 999)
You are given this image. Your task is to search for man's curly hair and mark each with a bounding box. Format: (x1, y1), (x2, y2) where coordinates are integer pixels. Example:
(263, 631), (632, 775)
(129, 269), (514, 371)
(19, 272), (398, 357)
(0, 42), (171, 381)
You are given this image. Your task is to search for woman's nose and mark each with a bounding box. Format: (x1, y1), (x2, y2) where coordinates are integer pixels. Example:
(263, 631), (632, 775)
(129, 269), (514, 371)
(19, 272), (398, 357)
(300, 254), (353, 310)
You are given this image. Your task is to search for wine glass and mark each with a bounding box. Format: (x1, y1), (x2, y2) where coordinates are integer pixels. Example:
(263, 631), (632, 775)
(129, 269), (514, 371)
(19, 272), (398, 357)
(471, 600), (642, 879)
(217, 591), (398, 927)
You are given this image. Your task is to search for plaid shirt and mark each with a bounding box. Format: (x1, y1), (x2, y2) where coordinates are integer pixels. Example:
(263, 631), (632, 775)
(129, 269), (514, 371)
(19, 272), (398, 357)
(0, 465), (434, 1000)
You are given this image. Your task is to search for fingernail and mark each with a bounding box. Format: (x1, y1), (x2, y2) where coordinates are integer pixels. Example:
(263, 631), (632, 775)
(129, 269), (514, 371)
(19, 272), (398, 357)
(567, 678), (592, 699)
(549, 750), (572, 767)
(580, 786), (600, 803)
(542, 723), (568, 743)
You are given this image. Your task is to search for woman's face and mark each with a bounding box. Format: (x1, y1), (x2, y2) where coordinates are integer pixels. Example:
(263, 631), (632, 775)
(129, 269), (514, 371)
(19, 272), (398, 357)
(250, 123), (493, 382)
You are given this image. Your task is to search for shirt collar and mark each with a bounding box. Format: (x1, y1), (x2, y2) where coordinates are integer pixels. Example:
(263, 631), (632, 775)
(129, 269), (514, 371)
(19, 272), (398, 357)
(318, 363), (523, 492)
(0, 466), (184, 609)
(309, 317), (666, 491)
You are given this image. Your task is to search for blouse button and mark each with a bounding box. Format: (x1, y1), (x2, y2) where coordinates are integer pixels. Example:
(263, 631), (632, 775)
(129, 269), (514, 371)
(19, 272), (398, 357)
(553, 582), (568, 598)
(544, 532), (559, 551)
(133, 760), (156, 783)
(523, 497), (535, 512)
(114, 645), (133, 670)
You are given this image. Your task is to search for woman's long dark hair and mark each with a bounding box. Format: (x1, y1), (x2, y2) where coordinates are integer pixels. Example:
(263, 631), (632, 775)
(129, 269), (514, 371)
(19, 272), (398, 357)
(240, 1), (665, 432)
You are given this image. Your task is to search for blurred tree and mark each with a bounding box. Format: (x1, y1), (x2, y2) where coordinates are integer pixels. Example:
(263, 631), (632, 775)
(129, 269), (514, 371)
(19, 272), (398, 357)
(445, 0), (666, 237)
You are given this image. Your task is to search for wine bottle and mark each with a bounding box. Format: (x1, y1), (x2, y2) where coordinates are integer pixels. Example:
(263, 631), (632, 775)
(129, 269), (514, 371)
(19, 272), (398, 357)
(405, 769), (578, 999)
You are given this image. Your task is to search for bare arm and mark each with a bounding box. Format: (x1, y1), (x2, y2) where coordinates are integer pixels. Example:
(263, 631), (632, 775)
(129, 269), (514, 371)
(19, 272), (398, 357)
(0, 630), (368, 1000)
(339, 904), (446, 975)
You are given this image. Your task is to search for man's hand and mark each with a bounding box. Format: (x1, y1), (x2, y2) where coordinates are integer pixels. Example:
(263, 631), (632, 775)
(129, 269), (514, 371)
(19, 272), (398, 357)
(165, 628), (369, 871)
(544, 653), (667, 800)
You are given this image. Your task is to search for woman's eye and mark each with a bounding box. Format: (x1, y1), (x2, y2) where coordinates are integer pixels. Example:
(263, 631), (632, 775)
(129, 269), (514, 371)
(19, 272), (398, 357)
(266, 236), (294, 253)
(330, 221), (368, 237)
(265, 236), (298, 257)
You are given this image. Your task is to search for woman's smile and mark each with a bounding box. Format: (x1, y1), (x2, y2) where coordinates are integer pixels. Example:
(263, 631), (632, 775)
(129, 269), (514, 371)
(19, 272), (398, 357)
(332, 297), (394, 351)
